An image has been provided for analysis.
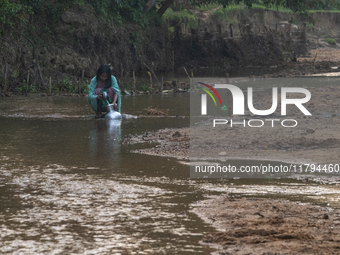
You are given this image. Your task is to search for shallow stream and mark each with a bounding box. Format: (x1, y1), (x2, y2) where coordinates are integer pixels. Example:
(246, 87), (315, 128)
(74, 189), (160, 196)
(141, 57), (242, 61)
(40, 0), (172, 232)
(0, 77), (340, 254)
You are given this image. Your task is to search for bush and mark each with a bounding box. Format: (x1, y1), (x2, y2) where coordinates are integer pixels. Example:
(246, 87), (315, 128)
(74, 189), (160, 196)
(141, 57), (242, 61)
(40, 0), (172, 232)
(325, 38), (337, 45)
(0, 0), (32, 32)
(139, 84), (149, 92)
(62, 79), (77, 93)
(163, 8), (198, 30)
(82, 83), (90, 94)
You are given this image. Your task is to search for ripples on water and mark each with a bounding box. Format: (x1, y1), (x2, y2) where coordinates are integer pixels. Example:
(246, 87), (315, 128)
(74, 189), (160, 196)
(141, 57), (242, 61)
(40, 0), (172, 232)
(2, 155), (340, 254)
(0, 158), (214, 254)
(1, 88), (340, 254)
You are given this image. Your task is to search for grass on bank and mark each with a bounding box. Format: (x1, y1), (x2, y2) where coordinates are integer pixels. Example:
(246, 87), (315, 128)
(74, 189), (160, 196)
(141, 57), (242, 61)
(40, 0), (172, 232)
(163, 3), (292, 31)
(325, 38), (337, 45)
(163, 3), (340, 31)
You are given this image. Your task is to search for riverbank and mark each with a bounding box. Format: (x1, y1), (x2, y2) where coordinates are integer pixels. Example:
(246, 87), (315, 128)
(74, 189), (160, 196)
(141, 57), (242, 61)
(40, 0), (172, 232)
(191, 195), (340, 255)
(122, 74), (340, 254)
(124, 83), (340, 165)
(2, 46), (340, 97)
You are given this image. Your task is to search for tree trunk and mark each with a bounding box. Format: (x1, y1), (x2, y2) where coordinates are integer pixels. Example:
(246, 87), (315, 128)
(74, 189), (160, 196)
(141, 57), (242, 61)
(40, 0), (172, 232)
(158, 0), (174, 17)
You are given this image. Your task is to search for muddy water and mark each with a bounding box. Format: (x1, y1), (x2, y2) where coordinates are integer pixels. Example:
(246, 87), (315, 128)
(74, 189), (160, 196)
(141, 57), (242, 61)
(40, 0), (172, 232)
(0, 85), (339, 254)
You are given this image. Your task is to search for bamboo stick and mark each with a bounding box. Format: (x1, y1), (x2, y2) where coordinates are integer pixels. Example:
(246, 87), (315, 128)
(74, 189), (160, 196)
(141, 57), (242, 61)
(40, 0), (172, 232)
(26, 70), (29, 96)
(149, 74), (153, 92)
(81, 69), (84, 94)
(4, 61), (8, 94)
(120, 63), (124, 90)
(183, 67), (192, 82)
(37, 64), (46, 88)
(172, 50), (175, 76)
(143, 62), (160, 85)
(183, 67), (192, 90)
(49, 76), (51, 95)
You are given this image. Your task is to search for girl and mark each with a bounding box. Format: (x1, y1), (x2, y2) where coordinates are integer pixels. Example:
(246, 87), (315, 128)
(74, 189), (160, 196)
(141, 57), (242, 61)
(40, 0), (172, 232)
(88, 65), (121, 118)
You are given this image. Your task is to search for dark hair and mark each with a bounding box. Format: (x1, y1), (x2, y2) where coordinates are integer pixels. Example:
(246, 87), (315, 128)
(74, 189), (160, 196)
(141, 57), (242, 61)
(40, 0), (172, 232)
(96, 64), (112, 88)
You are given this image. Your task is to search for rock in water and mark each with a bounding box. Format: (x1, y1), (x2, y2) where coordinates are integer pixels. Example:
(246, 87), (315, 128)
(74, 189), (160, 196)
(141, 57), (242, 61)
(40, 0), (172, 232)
(104, 111), (122, 120)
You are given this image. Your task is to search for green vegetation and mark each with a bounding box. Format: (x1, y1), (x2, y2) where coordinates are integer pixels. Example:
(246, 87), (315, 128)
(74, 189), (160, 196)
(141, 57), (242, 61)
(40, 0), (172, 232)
(325, 38), (337, 45)
(15, 82), (26, 94)
(195, 3), (220, 11)
(251, 3), (291, 12)
(123, 82), (134, 91)
(161, 0), (340, 27)
(2, 0), (340, 31)
(139, 84), (150, 92)
(3, 0), (340, 95)
(58, 78), (76, 93)
(163, 1), (340, 30)
(163, 8), (198, 30)
(16, 83), (37, 94)
(309, 9), (340, 13)
(0, 0), (32, 33)
(82, 83), (90, 94)
(1, 0), (158, 29)
(60, 79), (91, 93)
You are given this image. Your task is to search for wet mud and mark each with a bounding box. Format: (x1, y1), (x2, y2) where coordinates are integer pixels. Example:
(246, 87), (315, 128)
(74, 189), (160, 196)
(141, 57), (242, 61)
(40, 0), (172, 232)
(192, 195), (340, 255)
(123, 128), (190, 160)
(125, 84), (340, 166)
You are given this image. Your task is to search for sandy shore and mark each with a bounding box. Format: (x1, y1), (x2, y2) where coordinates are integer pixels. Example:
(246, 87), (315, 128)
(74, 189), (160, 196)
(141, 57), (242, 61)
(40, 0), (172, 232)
(124, 85), (340, 165)
(191, 195), (340, 255)
(123, 77), (340, 254)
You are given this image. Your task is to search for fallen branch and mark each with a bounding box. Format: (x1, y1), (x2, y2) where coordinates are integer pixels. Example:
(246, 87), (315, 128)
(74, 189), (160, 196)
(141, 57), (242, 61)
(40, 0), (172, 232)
(183, 67), (191, 80)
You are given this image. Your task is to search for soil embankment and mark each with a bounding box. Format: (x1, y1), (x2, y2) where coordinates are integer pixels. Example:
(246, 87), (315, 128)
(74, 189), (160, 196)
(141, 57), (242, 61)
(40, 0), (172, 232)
(3, 7), (340, 94)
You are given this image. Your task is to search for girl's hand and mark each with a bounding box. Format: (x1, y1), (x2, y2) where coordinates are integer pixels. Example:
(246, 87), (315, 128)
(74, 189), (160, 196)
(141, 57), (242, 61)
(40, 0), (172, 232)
(97, 93), (103, 100)
(113, 102), (117, 109)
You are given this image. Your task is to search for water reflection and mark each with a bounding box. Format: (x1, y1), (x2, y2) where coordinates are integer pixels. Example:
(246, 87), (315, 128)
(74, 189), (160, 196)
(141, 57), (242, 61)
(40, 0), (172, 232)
(89, 120), (122, 170)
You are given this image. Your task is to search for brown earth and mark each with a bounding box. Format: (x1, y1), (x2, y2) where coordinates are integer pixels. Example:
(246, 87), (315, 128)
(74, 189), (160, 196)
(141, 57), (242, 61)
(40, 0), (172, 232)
(123, 128), (190, 160)
(122, 70), (340, 255)
(124, 84), (340, 165)
(4, 7), (340, 95)
(299, 48), (340, 63)
(191, 195), (340, 255)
